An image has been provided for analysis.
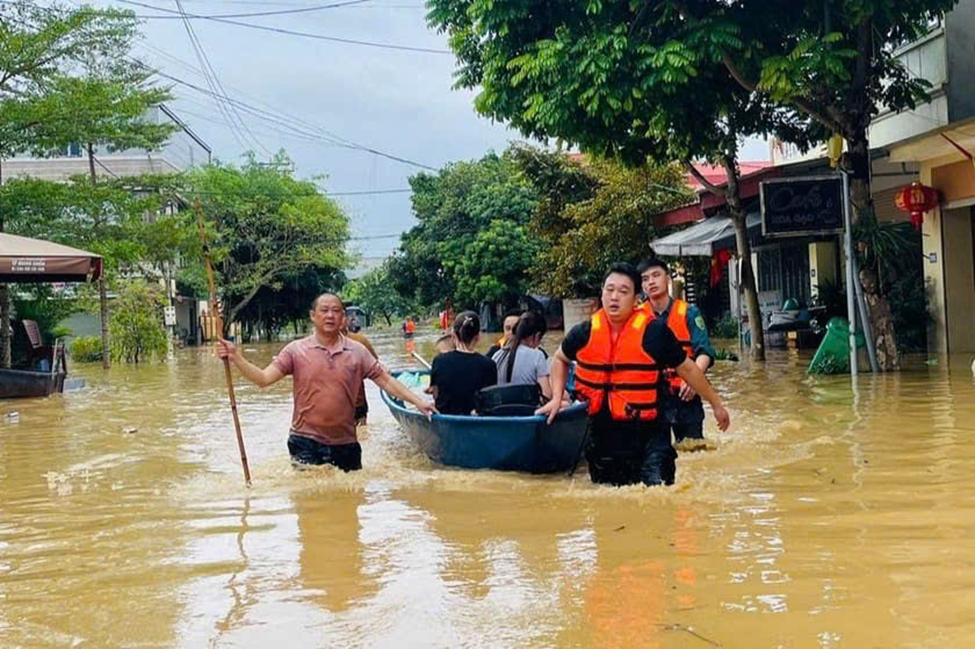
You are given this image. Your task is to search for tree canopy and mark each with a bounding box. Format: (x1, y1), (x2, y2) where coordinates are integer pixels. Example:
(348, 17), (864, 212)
(390, 150), (539, 310)
(183, 154), (352, 329)
(512, 145), (691, 297)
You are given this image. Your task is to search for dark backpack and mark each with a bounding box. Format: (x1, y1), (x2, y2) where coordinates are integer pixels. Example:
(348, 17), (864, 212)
(475, 383), (542, 417)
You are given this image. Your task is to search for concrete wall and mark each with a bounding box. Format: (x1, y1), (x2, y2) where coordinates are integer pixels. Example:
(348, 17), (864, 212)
(562, 298), (599, 334)
(922, 162), (975, 354)
(942, 207), (975, 353)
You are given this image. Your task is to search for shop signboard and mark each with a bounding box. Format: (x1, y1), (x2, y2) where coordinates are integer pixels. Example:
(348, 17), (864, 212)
(760, 175), (844, 238)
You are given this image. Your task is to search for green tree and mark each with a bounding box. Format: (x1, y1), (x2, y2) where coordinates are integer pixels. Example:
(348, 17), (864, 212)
(29, 63), (175, 369)
(186, 154), (351, 333)
(109, 280), (167, 364)
(343, 261), (416, 326)
(515, 149), (692, 297)
(0, 176), (177, 348)
(426, 1), (809, 358)
(234, 266), (346, 341)
(644, 0), (957, 367)
(0, 0), (140, 367)
(391, 150), (539, 311)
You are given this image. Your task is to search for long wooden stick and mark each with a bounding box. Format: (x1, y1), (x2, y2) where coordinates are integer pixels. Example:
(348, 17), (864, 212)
(196, 201), (252, 487)
(410, 350), (432, 370)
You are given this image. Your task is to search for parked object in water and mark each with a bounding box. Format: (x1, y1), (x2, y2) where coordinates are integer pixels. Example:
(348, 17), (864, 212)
(808, 317), (866, 375)
(0, 339), (67, 399)
(381, 370), (589, 473)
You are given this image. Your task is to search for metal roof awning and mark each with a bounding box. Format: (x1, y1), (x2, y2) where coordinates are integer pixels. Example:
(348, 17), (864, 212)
(0, 233), (103, 283)
(651, 212), (762, 257)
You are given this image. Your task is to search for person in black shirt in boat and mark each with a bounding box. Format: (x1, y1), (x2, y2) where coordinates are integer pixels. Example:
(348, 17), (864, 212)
(430, 311), (497, 415)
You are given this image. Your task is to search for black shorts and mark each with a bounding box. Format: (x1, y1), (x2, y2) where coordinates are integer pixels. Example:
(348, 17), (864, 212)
(287, 433), (362, 472)
(585, 422), (677, 487)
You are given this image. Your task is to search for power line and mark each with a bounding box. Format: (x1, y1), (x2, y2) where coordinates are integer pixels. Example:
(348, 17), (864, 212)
(120, 0), (371, 20)
(11, 2), (441, 170)
(111, 0), (451, 54)
(133, 59), (440, 170)
(174, 0), (272, 156)
(137, 43), (361, 150)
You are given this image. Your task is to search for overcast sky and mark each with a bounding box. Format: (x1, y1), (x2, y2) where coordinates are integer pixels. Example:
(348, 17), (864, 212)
(93, 0), (768, 259)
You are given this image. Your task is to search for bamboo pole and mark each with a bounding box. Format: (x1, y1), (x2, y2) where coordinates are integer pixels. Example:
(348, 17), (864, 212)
(196, 201), (252, 486)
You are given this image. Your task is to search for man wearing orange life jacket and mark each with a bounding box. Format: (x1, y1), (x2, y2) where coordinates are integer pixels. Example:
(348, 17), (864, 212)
(639, 258), (715, 448)
(537, 263), (730, 486)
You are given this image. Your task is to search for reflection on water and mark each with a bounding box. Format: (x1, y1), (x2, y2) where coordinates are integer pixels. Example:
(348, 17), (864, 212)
(2, 329), (974, 647)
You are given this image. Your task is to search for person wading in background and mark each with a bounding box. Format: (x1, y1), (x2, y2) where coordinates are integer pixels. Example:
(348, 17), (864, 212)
(486, 310), (522, 359)
(639, 258), (716, 451)
(537, 263), (730, 487)
(218, 294), (435, 471)
(343, 325), (379, 427)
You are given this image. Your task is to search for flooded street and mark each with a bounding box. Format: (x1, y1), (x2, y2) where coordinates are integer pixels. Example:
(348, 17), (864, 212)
(2, 329), (974, 648)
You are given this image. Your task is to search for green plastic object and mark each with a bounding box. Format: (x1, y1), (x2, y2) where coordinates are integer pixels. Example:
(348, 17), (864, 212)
(782, 297), (799, 310)
(808, 317), (866, 375)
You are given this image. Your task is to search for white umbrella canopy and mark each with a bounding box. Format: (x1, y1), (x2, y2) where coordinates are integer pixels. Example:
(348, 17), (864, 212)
(0, 233), (103, 283)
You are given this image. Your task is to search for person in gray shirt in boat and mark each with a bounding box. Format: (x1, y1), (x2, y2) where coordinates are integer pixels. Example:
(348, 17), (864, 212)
(491, 311), (552, 401)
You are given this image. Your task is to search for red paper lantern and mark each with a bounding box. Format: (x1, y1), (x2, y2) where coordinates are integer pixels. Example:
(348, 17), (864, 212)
(894, 181), (939, 230)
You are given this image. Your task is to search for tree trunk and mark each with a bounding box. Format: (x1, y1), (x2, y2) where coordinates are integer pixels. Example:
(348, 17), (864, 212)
(722, 157), (766, 360)
(0, 159), (8, 368)
(0, 284), (10, 369)
(731, 214), (765, 360)
(87, 143), (97, 186)
(847, 128), (899, 370)
(99, 274), (111, 369)
(86, 143), (111, 368)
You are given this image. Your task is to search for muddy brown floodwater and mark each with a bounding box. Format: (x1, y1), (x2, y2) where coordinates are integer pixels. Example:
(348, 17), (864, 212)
(1, 328), (974, 648)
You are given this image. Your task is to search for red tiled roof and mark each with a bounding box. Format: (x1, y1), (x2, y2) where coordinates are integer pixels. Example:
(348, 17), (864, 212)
(685, 162), (773, 191)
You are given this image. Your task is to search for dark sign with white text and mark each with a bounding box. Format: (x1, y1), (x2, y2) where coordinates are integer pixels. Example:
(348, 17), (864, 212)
(760, 176), (844, 238)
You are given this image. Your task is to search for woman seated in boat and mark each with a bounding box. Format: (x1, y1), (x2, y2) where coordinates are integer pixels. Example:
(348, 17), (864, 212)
(491, 311), (552, 402)
(429, 311), (497, 415)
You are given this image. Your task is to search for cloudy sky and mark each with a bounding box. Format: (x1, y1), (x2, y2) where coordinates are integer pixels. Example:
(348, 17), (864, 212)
(91, 0), (767, 259)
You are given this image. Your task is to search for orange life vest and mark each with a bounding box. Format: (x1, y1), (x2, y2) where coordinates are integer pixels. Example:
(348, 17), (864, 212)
(405, 320), (416, 334)
(664, 299), (694, 393)
(574, 308), (661, 422)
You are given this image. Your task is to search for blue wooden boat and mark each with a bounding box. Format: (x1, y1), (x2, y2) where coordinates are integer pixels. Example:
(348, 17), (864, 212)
(381, 370), (590, 473)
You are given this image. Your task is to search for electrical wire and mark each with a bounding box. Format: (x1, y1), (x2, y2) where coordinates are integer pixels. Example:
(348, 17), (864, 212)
(174, 0), (272, 156)
(111, 0), (450, 53)
(133, 59), (440, 170)
(120, 0), (370, 20)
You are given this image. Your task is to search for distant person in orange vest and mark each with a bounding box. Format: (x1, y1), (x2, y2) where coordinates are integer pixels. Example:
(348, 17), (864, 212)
(639, 258), (715, 449)
(537, 263), (729, 486)
(402, 317), (416, 339)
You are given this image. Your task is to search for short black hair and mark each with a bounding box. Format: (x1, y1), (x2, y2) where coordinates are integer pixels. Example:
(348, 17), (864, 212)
(637, 258), (670, 275)
(311, 293), (345, 311)
(603, 262), (641, 292)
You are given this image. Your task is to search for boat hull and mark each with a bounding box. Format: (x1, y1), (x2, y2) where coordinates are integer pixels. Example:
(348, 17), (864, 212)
(0, 369), (65, 399)
(381, 371), (590, 473)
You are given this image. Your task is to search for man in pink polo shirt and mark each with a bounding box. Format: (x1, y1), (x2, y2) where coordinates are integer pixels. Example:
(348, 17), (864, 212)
(217, 293), (436, 471)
